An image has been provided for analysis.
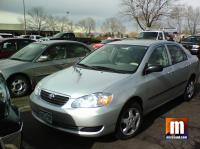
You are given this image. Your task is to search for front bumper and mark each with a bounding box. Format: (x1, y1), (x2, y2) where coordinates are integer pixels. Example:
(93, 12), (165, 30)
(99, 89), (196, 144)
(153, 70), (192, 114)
(190, 48), (200, 55)
(30, 93), (119, 137)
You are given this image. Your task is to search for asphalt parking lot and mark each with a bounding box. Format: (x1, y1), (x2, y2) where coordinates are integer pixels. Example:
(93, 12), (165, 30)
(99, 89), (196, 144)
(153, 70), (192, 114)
(13, 86), (200, 149)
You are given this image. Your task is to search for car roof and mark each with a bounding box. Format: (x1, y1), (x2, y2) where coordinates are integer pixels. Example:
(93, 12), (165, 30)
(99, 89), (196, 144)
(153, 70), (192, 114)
(108, 39), (175, 46)
(0, 38), (34, 42)
(0, 33), (13, 35)
(35, 40), (87, 46)
(140, 31), (162, 33)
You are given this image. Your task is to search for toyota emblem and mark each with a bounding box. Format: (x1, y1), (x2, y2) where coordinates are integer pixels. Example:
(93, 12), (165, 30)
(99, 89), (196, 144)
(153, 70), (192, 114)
(49, 93), (55, 100)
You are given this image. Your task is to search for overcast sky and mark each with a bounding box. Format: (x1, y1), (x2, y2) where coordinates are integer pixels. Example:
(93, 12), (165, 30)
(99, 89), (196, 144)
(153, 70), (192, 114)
(0, 0), (199, 32)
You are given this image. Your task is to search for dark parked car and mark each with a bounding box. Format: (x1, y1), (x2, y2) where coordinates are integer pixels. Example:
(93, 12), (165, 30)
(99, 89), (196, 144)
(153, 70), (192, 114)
(181, 35), (200, 55)
(0, 38), (34, 59)
(0, 33), (14, 38)
(50, 32), (76, 40)
(0, 40), (91, 97)
(0, 73), (22, 149)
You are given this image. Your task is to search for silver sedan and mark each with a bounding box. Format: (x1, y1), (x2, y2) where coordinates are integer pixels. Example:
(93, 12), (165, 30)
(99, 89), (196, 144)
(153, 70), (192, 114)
(30, 40), (199, 139)
(0, 40), (91, 97)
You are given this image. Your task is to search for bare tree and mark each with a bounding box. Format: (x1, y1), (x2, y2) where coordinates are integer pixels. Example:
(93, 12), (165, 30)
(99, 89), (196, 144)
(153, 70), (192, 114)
(168, 5), (185, 33)
(120, 0), (175, 30)
(77, 17), (96, 34)
(57, 17), (70, 32)
(26, 7), (47, 34)
(46, 15), (58, 33)
(101, 17), (126, 36)
(184, 6), (200, 35)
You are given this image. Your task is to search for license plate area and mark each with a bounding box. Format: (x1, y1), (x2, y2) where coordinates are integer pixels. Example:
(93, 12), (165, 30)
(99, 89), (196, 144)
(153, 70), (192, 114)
(38, 110), (52, 124)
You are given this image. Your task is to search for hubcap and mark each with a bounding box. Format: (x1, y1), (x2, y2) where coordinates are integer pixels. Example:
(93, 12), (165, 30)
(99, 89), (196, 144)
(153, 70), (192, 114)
(11, 79), (27, 95)
(120, 108), (141, 136)
(186, 81), (194, 99)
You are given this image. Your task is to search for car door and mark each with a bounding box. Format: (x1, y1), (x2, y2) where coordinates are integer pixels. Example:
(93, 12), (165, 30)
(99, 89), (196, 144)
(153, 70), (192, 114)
(166, 44), (190, 95)
(143, 45), (174, 110)
(0, 40), (17, 58)
(63, 43), (91, 68)
(29, 44), (67, 82)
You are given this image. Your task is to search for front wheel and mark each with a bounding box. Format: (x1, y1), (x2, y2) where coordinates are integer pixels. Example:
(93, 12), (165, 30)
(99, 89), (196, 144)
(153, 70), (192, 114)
(184, 79), (195, 101)
(116, 102), (142, 140)
(8, 75), (30, 97)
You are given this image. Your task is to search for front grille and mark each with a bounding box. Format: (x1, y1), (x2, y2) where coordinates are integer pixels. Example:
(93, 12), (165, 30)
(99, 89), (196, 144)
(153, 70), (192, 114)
(40, 90), (69, 106)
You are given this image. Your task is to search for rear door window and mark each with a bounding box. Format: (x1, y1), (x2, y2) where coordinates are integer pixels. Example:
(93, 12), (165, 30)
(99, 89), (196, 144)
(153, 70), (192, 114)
(167, 45), (187, 64)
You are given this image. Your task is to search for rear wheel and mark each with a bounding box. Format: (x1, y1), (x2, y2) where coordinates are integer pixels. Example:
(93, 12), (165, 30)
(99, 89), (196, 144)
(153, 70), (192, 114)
(8, 75), (30, 97)
(116, 102), (142, 140)
(184, 78), (195, 101)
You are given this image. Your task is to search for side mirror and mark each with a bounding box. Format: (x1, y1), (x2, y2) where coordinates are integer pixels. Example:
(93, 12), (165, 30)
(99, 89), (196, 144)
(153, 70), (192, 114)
(144, 65), (163, 75)
(37, 55), (48, 62)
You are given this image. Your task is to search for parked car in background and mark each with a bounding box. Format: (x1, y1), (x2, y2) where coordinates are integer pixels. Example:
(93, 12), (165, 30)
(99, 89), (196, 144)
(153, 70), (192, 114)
(0, 33), (14, 38)
(181, 35), (200, 55)
(50, 32), (76, 40)
(0, 73), (22, 149)
(92, 38), (121, 49)
(29, 35), (43, 41)
(0, 40), (91, 97)
(39, 37), (50, 42)
(19, 35), (30, 39)
(0, 38), (34, 59)
(50, 32), (101, 45)
(138, 31), (170, 40)
(30, 40), (199, 139)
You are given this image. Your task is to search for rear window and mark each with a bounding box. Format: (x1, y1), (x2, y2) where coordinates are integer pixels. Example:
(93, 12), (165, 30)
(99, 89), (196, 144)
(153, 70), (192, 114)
(182, 36), (200, 43)
(0, 35), (14, 38)
(138, 32), (158, 40)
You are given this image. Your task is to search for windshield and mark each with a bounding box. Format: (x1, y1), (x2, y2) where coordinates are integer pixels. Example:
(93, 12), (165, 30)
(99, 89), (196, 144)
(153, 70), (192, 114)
(182, 36), (200, 43)
(53, 33), (63, 38)
(138, 32), (158, 40)
(0, 35), (14, 38)
(10, 43), (47, 62)
(78, 44), (148, 73)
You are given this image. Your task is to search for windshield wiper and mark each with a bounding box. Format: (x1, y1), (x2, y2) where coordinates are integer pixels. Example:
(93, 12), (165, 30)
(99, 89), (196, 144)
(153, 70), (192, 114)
(91, 66), (132, 74)
(9, 57), (23, 61)
(76, 63), (96, 70)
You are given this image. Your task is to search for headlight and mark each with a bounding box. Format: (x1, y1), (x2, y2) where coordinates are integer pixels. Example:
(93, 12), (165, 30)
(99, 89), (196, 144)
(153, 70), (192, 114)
(71, 92), (113, 108)
(192, 45), (200, 49)
(34, 83), (42, 96)
(0, 77), (7, 103)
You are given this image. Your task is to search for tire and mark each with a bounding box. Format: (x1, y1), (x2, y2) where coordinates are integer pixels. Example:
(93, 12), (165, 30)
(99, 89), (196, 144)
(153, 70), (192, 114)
(115, 102), (143, 140)
(184, 78), (195, 101)
(7, 75), (30, 97)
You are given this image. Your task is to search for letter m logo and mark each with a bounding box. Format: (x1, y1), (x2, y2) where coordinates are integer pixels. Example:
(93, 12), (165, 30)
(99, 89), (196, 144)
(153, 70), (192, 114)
(170, 121), (184, 135)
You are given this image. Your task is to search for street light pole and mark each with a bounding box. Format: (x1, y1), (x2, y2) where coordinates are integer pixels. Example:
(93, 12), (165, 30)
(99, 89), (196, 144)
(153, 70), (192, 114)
(22, 0), (27, 35)
(66, 11), (73, 32)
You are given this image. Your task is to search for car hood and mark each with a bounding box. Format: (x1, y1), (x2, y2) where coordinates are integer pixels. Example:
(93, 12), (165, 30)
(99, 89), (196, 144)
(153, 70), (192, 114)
(40, 67), (131, 98)
(0, 59), (27, 70)
(181, 41), (198, 45)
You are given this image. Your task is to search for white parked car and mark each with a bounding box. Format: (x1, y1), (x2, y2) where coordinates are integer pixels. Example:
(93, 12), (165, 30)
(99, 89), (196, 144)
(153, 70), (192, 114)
(29, 35), (43, 41)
